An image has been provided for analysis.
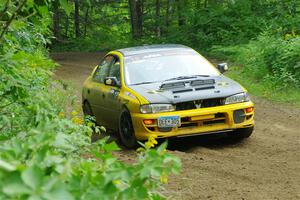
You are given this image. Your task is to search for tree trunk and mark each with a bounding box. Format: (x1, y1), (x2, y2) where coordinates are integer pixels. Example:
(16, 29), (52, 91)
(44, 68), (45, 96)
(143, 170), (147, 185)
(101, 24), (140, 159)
(53, 0), (60, 41)
(156, 0), (161, 37)
(177, 0), (185, 26)
(204, 0), (208, 8)
(65, 16), (69, 38)
(74, 0), (80, 38)
(128, 0), (143, 39)
(166, 0), (170, 27)
(84, 6), (90, 37)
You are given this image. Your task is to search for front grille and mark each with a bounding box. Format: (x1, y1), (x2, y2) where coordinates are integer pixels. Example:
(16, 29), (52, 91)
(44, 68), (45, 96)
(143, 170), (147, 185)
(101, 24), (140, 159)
(175, 98), (225, 111)
(203, 119), (226, 125)
(180, 122), (198, 128)
(144, 112), (227, 132)
(178, 112), (227, 130)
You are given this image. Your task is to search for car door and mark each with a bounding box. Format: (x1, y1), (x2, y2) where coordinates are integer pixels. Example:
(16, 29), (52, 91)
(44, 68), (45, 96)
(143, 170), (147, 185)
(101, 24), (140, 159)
(101, 55), (123, 129)
(88, 55), (114, 126)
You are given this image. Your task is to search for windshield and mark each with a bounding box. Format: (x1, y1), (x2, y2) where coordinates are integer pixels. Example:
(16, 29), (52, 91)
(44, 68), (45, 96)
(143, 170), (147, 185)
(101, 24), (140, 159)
(124, 50), (220, 85)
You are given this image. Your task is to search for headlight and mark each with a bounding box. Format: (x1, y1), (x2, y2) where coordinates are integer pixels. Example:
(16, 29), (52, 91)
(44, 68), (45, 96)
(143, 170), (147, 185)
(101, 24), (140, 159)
(140, 104), (175, 114)
(225, 92), (250, 105)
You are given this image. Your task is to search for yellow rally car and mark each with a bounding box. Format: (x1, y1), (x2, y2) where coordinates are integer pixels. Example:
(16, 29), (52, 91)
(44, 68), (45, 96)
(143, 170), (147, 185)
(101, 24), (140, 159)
(82, 45), (254, 148)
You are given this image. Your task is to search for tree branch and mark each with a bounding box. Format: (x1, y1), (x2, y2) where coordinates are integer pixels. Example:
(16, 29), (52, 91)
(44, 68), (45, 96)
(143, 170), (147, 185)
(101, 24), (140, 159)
(0, 0), (27, 41)
(0, 0), (10, 19)
(0, 102), (14, 110)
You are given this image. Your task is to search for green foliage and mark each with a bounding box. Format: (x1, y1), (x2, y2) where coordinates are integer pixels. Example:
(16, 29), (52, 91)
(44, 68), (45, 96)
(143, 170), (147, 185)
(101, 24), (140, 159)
(51, 0), (132, 52)
(50, 0), (300, 52)
(52, 35), (131, 52)
(59, 0), (72, 15)
(0, 2), (181, 199)
(211, 33), (300, 89)
(225, 66), (300, 107)
(0, 132), (180, 200)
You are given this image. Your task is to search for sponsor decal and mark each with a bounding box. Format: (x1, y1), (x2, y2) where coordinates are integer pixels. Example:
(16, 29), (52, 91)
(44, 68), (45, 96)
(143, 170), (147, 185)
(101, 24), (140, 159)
(110, 88), (120, 98)
(125, 91), (137, 99)
(217, 82), (229, 87)
(147, 89), (164, 94)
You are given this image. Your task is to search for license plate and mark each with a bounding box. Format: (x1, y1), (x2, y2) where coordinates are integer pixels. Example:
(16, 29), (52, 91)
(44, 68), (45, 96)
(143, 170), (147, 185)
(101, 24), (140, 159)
(158, 116), (181, 128)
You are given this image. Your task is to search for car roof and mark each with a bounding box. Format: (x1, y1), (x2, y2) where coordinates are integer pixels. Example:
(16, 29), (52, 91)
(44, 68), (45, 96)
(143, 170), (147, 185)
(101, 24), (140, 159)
(117, 44), (193, 57)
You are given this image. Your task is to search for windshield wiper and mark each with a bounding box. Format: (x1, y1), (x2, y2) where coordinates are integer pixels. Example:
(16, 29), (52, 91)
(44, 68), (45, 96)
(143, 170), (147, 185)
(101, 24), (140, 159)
(163, 75), (210, 82)
(130, 81), (157, 86)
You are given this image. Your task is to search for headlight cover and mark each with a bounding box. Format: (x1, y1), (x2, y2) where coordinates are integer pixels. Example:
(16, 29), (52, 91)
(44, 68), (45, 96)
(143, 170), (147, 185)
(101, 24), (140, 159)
(225, 92), (250, 105)
(140, 104), (175, 114)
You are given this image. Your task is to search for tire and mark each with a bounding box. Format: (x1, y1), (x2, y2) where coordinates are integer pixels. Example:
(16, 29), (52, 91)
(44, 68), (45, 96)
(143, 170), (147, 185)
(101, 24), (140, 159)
(228, 127), (254, 139)
(119, 110), (137, 149)
(82, 101), (94, 117)
(82, 101), (99, 142)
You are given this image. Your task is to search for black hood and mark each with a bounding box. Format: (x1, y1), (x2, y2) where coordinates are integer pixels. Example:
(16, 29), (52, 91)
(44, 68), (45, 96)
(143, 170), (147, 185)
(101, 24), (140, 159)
(128, 75), (244, 104)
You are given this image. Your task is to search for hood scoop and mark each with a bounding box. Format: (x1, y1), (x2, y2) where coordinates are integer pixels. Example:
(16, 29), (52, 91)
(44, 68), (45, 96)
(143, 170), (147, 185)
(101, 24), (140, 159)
(160, 81), (185, 90)
(172, 85), (215, 94)
(161, 78), (216, 93)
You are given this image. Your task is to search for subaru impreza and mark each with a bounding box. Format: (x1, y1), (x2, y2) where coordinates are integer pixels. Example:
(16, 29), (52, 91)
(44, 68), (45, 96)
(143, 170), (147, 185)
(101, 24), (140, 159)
(82, 45), (254, 148)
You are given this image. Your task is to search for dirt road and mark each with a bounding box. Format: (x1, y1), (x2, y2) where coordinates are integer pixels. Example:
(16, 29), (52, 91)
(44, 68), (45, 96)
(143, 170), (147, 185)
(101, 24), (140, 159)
(52, 52), (300, 200)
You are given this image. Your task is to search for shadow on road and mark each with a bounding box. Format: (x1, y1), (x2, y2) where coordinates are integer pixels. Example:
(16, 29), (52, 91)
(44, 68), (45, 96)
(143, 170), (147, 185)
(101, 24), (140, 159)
(91, 130), (249, 152)
(165, 133), (249, 152)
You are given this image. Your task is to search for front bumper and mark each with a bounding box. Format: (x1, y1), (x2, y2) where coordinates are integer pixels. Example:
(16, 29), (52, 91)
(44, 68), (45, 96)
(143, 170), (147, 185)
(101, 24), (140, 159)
(131, 101), (254, 140)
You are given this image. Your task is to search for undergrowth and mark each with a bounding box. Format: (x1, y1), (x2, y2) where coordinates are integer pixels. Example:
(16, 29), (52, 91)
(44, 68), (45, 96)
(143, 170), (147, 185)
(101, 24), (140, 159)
(0, 3), (181, 200)
(210, 33), (300, 107)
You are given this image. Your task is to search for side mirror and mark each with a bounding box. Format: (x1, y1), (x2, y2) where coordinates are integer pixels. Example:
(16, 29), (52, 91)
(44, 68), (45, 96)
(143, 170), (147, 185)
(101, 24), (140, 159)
(217, 63), (228, 74)
(104, 77), (119, 87)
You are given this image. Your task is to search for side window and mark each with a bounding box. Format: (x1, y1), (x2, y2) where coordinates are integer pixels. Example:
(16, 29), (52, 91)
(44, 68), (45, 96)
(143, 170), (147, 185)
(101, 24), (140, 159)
(108, 57), (121, 83)
(93, 55), (114, 83)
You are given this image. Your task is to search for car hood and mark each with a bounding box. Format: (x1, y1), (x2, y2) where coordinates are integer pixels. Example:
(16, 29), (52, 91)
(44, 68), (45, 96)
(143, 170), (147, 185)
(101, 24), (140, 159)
(128, 76), (245, 104)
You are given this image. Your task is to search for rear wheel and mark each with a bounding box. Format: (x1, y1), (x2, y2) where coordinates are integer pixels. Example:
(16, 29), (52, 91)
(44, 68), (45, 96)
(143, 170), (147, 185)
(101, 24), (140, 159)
(119, 110), (137, 149)
(228, 127), (254, 139)
(82, 101), (100, 142)
(82, 101), (94, 118)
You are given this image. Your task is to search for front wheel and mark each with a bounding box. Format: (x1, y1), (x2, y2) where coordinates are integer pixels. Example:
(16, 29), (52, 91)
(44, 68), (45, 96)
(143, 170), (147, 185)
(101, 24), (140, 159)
(228, 127), (254, 139)
(119, 110), (137, 149)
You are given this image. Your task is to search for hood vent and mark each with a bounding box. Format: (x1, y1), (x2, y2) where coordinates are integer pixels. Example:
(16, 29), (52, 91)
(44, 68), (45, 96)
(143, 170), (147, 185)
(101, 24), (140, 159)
(191, 79), (215, 86)
(173, 89), (193, 94)
(195, 86), (215, 91)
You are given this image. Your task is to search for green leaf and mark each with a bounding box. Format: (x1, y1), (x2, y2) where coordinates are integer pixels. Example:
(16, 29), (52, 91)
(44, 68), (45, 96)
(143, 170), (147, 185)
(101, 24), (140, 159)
(0, 159), (16, 172)
(26, 0), (34, 8)
(136, 186), (148, 199)
(28, 195), (43, 200)
(157, 141), (168, 153)
(103, 141), (120, 152)
(44, 184), (74, 200)
(59, 0), (72, 15)
(21, 165), (43, 190)
(3, 183), (31, 195)
(36, 6), (49, 17)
